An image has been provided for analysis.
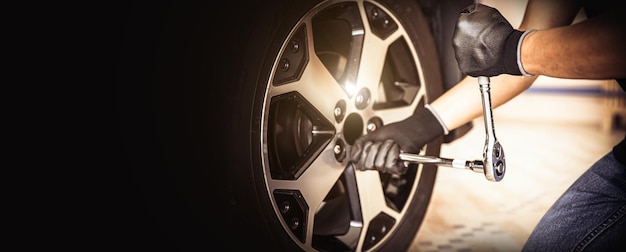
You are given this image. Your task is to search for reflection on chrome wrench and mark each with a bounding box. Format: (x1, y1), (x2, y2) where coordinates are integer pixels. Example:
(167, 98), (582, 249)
(478, 76), (505, 182)
(398, 153), (485, 172)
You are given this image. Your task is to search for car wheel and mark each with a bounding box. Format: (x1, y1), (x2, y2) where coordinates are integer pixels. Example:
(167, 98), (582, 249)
(224, 0), (445, 251)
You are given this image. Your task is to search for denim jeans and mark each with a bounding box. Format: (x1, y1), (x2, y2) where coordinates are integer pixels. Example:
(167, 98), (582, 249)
(522, 152), (626, 251)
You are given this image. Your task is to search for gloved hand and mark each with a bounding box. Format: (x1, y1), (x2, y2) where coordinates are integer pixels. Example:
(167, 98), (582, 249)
(350, 107), (444, 175)
(452, 3), (527, 77)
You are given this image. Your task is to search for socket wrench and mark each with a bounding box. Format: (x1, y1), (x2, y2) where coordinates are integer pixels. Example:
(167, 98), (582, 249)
(478, 76), (505, 182)
(399, 76), (505, 182)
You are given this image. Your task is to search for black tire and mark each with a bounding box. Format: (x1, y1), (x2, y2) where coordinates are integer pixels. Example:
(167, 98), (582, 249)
(116, 0), (444, 251)
(226, 0), (445, 251)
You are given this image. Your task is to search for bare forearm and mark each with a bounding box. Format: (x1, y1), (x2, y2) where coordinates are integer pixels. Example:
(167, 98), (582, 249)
(430, 75), (535, 131)
(521, 11), (626, 79)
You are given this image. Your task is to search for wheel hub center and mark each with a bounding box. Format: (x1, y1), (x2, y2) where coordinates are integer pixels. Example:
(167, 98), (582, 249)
(343, 113), (363, 145)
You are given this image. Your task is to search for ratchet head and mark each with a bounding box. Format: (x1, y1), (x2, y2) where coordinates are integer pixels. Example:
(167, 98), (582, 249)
(483, 140), (505, 181)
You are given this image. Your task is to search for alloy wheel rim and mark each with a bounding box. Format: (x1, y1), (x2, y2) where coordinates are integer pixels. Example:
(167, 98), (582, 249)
(260, 0), (433, 250)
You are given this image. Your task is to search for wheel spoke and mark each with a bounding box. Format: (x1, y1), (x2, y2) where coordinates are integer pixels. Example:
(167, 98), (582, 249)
(267, 149), (345, 207)
(356, 23), (400, 97)
(354, 171), (387, 218)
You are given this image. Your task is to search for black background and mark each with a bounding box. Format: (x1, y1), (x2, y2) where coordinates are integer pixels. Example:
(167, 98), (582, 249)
(99, 1), (265, 249)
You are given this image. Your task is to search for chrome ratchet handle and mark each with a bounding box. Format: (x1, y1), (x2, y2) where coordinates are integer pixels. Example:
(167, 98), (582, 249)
(478, 76), (505, 182)
(398, 153), (485, 172)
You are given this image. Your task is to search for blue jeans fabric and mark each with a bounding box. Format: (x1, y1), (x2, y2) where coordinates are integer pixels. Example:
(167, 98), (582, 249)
(522, 152), (626, 251)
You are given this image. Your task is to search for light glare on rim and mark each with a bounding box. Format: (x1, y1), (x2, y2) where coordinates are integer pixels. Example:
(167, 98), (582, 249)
(344, 81), (357, 96)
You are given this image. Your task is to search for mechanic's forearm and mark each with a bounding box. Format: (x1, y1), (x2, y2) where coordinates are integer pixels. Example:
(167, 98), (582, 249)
(430, 75), (535, 131)
(521, 11), (626, 79)
(520, 0), (581, 30)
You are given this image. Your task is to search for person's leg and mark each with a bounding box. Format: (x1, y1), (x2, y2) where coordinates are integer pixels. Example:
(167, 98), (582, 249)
(522, 152), (626, 251)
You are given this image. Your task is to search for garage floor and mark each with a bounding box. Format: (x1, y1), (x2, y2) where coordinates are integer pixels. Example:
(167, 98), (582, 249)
(408, 90), (625, 251)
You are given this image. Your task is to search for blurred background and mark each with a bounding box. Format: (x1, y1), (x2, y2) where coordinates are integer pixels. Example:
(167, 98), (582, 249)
(408, 1), (626, 251)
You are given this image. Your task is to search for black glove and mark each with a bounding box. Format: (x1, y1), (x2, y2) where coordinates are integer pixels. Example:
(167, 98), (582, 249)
(452, 3), (523, 77)
(350, 107), (444, 175)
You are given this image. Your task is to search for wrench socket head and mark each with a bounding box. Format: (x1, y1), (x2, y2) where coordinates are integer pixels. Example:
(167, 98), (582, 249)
(484, 141), (505, 182)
